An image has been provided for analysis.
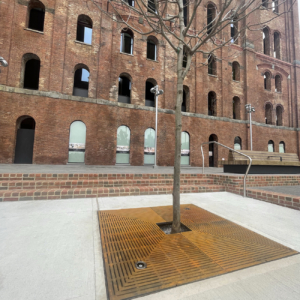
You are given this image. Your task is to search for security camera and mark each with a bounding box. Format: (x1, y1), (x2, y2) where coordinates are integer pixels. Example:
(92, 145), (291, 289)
(157, 89), (164, 95)
(252, 108), (255, 112)
(0, 57), (8, 67)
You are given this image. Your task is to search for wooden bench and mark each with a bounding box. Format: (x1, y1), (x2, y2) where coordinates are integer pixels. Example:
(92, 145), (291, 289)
(223, 150), (300, 174)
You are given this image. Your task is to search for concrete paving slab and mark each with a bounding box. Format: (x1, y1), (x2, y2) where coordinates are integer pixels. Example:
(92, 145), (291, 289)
(1, 192), (300, 300)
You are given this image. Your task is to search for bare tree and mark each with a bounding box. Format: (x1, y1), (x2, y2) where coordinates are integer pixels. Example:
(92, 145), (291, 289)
(90, 0), (295, 233)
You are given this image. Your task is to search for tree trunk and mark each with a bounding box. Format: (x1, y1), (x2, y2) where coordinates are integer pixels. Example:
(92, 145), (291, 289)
(171, 55), (184, 234)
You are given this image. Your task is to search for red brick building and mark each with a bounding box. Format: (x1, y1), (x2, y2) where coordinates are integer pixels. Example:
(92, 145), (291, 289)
(0, 0), (300, 166)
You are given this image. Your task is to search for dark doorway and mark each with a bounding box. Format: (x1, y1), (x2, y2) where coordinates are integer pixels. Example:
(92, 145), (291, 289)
(24, 59), (40, 90)
(209, 134), (218, 167)
(14, 117), (36, 164)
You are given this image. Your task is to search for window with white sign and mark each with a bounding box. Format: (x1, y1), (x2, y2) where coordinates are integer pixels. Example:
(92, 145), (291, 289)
(68, 121), (86, 163)
(144, 128), (155, 165)
(181, 131), (190, 165)
(116, 126), (130, 164)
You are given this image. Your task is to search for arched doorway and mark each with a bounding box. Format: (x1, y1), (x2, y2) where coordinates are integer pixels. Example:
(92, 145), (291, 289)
(14, 117), (36, 164)
(181, 132), (190, 165)
(68, 121), (86, 163)
(234, 136), (242, 150)
(116, 126), (130, 164)
(209, 134), (218, 167)
(144, 128), (155, 164)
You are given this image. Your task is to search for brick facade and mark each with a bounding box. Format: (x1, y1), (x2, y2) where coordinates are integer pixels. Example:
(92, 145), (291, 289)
(0, 0), (300, 166)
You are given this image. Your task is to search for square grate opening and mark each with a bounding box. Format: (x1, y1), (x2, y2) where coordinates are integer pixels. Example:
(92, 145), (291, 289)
(156, 221), (191, 234)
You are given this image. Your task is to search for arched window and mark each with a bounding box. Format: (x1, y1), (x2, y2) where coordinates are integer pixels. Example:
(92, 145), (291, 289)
(208, 91), (216, 116)
(208, 54), (216, 75)
(116, 126), (130, 164)
(276, 105), (283, 126)
(265, 103), (273, 124)
(182, 86), (189, 112)
(14, 116), (36, 164)
(118, 75), (131, 103)
(68, 121), (86, 163)
(233, 96), (240, 119)
(181, 132), (190, 165)
(73, 65), (89, 97)
(120, 28), (133, 54)
(207, 4), (216, 34)
(230, 16), (238, 44)
(268, 140), (274, 152)
(76, 15), (93, 44)
(183, 0), (189, 26)
(263, 27), (270, 55)
(274, 32), (280, 59)
(264, 72), (271, 90)
(232, 61), (240, 81)
(272, 0), (279, 13)
(147, 36), (158, 60)
(275, 75), (282, 92)
(148, 0), (156, 13)
(279, 141), (285, 153)
(22, 54), (40, 90)
(144, 128), (155, 164)
(209, 134), (218, 167)
(123, 0), (134, 6)
(262, 0), (268, 9)
(234, 136), (242, 150)
(27, 0), (45, 32)
(145, 79), (156, 107)
(182, 46), (187, 68)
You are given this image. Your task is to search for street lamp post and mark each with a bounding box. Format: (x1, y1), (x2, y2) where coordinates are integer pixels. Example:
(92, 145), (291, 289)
(150, 85), (164, 168)
(245, 104), (255, 151)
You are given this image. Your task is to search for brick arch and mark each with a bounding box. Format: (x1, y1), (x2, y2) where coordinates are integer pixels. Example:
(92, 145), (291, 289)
(275, 103), (284, 112)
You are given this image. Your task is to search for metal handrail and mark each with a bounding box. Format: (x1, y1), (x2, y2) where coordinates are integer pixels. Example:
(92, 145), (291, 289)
(200, 141), (252, 197)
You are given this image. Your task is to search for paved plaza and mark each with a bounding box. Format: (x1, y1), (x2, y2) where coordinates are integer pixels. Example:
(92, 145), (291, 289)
(0, 192), (300, 300)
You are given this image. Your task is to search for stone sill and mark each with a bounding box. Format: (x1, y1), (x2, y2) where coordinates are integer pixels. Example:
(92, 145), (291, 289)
(24, 28), (44, 35)
(74, 40), (92, 47)
(208, 74), (217, 78)
(120, 52), (134, 57)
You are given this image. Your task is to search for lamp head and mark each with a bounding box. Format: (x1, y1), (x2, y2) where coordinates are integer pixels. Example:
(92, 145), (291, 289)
(150, 85), (158, 94)
(0, 57), (8, 67)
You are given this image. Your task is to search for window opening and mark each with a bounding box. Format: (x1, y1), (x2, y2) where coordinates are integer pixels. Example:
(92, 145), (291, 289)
(123, 0), (134, 6)
(265, 103), (272, 124)
(181, 132), (190, 165)
(272, 0), (278, 13)
(208, 54), (216, 75)
(264, 72), (271, 90)
(24, 59), (40, 90)
(276, 106), (283, 126)
(232, 61), (240, 81)
(262, 0), (268, 8)
(182, 47), (187, 68)
(231, 17), (238, 44)
(76, 15), (93, 44)
(73, 67), (89, 97)
(120, 29), (133, 54)
(274, 32), (280, 59)
(268, 140), (274, 152)
(275, 75), (281, 92)
(68, 121), (86, 163)
(145, 80), (155, 107)
(182, 89), (187, 112)
(183, 0), (189, 27)
(207, 4), (216, 34)
(263, 28), (270, 55)
(233, 96), (240, 119)
(147, 39), (157, 60)
(234, 136), (242, 150)
(118, 76), (131, 103)
(148, 0), (156, 13)
(208, 92), (216, 116)
(116, 126), (130, 164)
(279, 141), (285, 153)
(28, 1), (45, 32)
(144, 128), (155, 164)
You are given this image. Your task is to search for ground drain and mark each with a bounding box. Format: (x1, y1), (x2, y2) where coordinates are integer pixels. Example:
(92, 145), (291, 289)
(135, 261), (147, 269)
